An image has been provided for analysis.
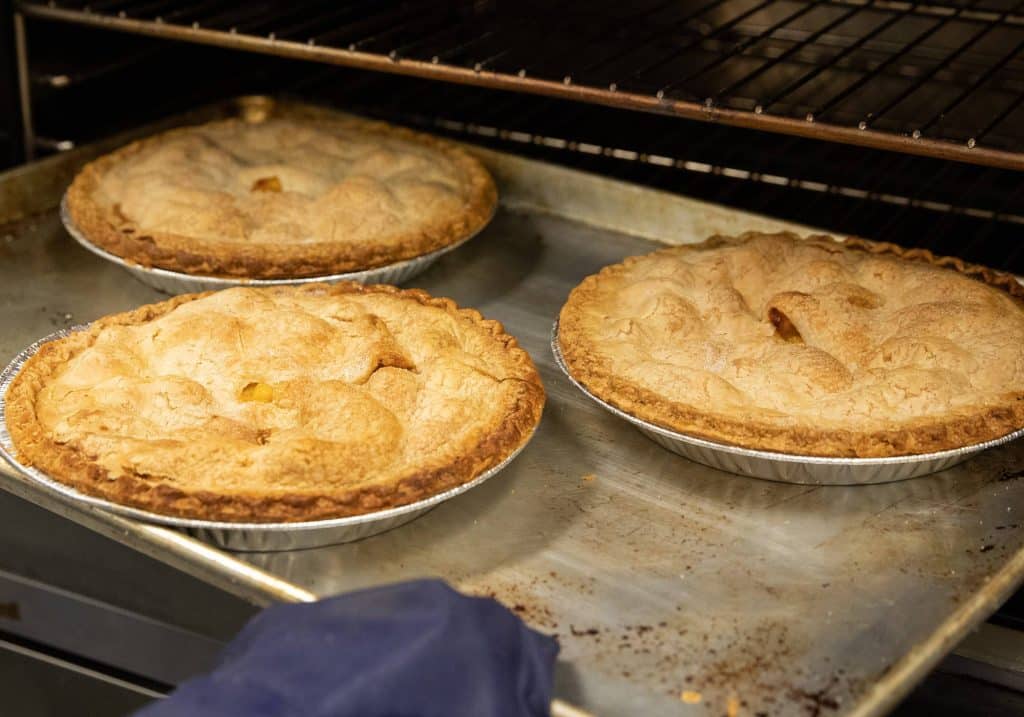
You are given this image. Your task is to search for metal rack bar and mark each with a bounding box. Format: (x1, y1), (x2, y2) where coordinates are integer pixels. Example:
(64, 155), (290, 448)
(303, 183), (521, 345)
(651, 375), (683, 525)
(312, 2), (433, 49)
(827, 0), (1024, 23)
(85, 0), (151, 12)
(812, 0), (981, 120)
(616, 0), (782, 90)
(109, 0), (188, 20)
(386, 22), (480, 62)
(429, 29), (503, 66)
(967, 179), (1024, 261)
(830, 151), (916, 229)
(918, 36), (1024, 134)
(759, 4), (918, 113)
(345, 4), (446, 53)
(973, 89), (1024, 144)
(860, 0), (1024, 130)
(228, 0), (342, 37)
(13, 12), (34, 162)
(438, 15), (539, 72)
(261, 0), (381, 43)
(868, 155), (961, 234)
(312, 61), (1024, 266)
(30, 44), (163, 87)
(215, 2), (347, 35)
(193, 2), (319, 34)
(657, 0), (828, 100)
(711, 0), (873, 101)
(151, 0), (241, 25)
(927, 163), (1003, 248)
(18, 0), (1024, 170)
(578, 0), (733, 89)
(507, 1), (687, 83)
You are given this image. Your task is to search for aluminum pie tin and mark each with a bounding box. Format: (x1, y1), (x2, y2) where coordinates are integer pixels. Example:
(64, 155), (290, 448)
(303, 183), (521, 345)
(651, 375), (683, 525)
(60, 195), (492, 295)
(551, 322), (1024, 485)
(0, 327), (533, 551)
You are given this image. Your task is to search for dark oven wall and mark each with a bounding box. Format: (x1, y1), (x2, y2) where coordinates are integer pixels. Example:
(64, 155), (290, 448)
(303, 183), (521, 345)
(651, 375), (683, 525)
(1, 0), (24, 167)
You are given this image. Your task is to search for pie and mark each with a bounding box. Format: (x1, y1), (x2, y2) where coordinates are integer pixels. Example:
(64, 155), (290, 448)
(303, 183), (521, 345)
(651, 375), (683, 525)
(6, 285), (544, 522)
(557, 232), (1024, 457)
(65, 115), (497, 278)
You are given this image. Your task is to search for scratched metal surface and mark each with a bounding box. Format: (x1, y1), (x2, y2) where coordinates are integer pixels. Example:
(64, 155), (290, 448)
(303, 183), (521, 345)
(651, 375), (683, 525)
(234, 211), (1024, 717)
(3, 111), (1024, 716)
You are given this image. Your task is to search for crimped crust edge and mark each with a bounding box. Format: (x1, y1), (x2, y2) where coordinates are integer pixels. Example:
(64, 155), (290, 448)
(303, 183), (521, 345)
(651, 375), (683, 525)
(6, 284), (545, 522)
(65, 117), (498, 279)
(557, 232), (1024, 458)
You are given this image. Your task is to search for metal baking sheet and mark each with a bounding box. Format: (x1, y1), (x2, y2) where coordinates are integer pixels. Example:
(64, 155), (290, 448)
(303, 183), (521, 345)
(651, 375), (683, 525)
(550, 322), (1024, 486)
(2, 98), (1024, 717)
(60, 195), (492, 295)
(0, 327), (532, 552)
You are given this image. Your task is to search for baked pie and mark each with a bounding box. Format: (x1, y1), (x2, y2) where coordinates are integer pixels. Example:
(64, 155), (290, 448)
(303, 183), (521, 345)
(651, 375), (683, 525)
(6, 285), (544, 522)
(65, 116), (496, 278)
(558, 232), (1024, 457)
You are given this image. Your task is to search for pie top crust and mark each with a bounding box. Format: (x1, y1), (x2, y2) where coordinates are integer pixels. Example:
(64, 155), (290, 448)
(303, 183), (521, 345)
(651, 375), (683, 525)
(65, 116), (497, 279)
(558, 232), (1024, 457)
(6, 285), (544, 522)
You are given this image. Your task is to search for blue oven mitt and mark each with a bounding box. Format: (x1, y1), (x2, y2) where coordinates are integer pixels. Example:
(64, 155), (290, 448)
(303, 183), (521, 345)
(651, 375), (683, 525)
(134, 579), (559, 717)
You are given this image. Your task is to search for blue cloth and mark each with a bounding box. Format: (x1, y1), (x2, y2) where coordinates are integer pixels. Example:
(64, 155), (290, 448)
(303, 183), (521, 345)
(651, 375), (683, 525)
(135, 579), (559, 717)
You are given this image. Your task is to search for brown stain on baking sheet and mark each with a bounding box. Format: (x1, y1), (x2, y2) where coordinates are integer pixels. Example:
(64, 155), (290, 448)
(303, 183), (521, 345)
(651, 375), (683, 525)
(449, 443), (1024, 715)
(462, 563), (862, 715)
(789, 676), (842, 716)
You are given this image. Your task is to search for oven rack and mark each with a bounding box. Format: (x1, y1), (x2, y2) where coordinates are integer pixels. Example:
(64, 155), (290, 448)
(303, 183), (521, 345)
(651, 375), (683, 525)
(295, 70), (1024, 271)
(16, 0), (1024, 170)
(19, 34), (1024, 273)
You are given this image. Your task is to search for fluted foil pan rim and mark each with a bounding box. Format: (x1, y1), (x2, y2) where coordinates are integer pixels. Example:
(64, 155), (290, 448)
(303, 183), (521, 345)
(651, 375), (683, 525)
(60, 194), (493, 294)
(550, 320), (1024, 484)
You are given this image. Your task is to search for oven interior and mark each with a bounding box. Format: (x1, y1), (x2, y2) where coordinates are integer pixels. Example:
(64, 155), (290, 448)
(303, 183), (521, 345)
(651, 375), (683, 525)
(9, 1), (1024, 275)
(4, 1), (1024, 714)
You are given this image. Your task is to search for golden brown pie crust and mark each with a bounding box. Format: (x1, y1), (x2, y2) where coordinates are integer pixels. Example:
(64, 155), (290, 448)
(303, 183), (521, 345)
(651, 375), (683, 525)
(558, 232), (1024, 458)
(65, 116), (497, 279)
(6, 284), (544, 522)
